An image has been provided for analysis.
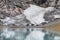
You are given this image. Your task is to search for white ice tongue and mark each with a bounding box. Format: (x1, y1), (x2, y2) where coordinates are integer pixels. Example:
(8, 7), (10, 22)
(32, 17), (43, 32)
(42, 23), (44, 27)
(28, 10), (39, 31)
(23, 4), (54, 25)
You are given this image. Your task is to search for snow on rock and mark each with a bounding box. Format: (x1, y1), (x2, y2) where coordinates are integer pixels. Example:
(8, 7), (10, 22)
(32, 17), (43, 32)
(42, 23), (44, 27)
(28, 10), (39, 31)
(23, 4), (55, 25)
(0, 17), (16, 25)
(45, 7), (55, 12)
(25, 30), (45, 40)
(53, 15), (60, 18)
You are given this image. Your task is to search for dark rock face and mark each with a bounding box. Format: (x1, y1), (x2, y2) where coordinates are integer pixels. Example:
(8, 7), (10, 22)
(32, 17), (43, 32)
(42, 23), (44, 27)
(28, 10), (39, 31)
(31, 0), (60, 8)
(32, 0), (47, 5)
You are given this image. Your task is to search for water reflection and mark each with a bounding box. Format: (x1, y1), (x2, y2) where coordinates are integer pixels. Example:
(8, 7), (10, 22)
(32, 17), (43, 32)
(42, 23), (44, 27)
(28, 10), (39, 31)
(0, 28), (60, 40)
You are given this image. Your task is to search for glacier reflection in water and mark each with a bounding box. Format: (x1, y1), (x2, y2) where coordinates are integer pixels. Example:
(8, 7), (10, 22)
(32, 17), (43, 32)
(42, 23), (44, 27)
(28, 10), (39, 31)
(0, 28), (59, 40)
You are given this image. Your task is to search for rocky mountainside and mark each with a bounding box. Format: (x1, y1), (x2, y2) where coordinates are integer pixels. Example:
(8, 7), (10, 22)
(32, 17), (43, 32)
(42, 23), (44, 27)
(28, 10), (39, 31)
(0, 0), (60, 17)
(0, 0), (60, 26)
